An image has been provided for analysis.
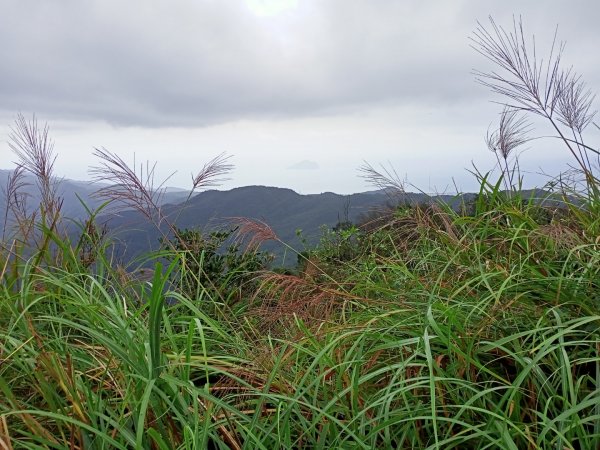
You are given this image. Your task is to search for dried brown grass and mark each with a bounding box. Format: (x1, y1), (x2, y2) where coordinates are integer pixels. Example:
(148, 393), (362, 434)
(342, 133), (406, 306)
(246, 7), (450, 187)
(250, 271), (367, 331)
(229, 217), (278, 251)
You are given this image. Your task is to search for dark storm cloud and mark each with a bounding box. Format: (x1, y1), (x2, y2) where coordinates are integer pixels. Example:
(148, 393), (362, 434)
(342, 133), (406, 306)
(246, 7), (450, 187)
(0, 0), (598, 127)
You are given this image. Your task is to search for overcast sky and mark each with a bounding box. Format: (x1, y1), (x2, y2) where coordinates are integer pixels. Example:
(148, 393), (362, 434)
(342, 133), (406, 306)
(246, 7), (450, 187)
(1, 0), (599, 194)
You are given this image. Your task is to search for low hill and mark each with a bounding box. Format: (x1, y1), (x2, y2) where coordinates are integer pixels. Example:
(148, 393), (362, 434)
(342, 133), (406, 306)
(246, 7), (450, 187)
(100, 185), (468, 265)
(1, 170), (478, 265)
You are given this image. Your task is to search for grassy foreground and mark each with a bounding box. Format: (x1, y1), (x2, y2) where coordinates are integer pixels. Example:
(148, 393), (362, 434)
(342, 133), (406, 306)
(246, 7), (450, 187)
(1, 16), (600, 450)
(0, 178), (599, 449)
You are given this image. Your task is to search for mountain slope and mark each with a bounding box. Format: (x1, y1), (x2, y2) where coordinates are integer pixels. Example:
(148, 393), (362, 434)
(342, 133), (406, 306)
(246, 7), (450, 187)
(1, 170), (478, 266)
(0, 169), (192, 231)
(101, 186), (394, 264)
(100, 185), (475, 265)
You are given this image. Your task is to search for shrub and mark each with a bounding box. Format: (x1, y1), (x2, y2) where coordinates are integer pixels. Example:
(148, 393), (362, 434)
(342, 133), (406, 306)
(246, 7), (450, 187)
(164, 226), (271, 303)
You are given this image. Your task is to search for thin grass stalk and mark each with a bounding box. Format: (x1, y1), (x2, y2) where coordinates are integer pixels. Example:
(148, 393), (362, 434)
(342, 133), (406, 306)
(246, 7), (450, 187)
(148, 259), (178, 379)
(472, 16), (599, 193)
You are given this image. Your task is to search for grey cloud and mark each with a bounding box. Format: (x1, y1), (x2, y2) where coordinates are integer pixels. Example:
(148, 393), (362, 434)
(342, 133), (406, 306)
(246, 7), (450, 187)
(0, 0), (598, 127)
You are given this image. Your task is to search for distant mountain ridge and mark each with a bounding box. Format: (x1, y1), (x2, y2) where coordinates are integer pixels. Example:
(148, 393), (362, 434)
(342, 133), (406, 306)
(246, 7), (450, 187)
(1, 171), (488, 265)
(98, 185), (384, 264)
(0, 169), (193, 229)
(99, 185), (474, 265)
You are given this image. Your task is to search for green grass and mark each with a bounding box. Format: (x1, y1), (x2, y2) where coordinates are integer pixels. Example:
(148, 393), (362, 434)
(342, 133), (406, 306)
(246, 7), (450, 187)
(4, 17), (600, 445)
(1, 175), (599, 449)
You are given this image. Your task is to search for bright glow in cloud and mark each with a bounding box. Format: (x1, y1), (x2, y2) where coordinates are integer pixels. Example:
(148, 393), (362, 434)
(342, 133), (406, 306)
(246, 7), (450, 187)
(245, 0), (298, 17)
